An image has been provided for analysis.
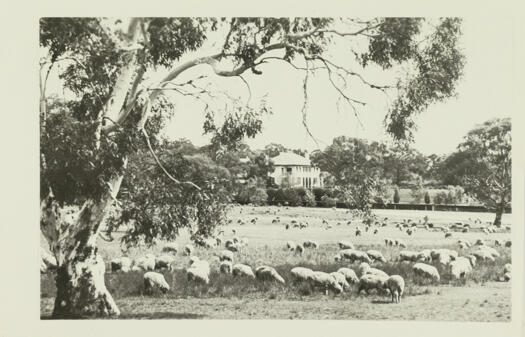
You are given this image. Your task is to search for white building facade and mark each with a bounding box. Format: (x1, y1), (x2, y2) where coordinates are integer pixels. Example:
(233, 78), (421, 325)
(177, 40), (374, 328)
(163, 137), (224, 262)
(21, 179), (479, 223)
(269, 152), (323, 189)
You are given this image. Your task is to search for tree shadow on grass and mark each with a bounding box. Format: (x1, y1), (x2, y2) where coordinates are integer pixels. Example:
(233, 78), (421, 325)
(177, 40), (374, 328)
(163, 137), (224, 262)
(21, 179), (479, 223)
(41, 312), (207, 320)
(371, 300), (394, 304)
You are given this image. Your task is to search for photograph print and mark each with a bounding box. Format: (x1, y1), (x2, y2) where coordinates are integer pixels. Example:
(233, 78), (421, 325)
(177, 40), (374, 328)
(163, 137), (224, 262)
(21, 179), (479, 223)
(39, 17), (513, 320)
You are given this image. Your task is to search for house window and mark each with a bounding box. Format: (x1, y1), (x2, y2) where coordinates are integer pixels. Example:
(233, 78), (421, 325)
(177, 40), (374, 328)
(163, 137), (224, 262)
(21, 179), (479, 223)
(286, 167), (292, 173)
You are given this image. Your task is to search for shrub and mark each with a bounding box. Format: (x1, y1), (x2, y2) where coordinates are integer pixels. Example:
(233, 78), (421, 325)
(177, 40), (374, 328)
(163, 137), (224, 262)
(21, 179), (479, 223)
(282, 188), (302, 206)
(302, 189), (317, 207)
(250, 187), (268, 206)
(320, 195), (337, 208)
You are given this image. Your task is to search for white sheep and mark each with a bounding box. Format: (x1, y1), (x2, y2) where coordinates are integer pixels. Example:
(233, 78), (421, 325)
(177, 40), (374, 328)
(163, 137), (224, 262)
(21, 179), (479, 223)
(144, 271), (170, 294)
(357, 273), (389, 295)
(255, 265), (285, 284)
(339, 249), (372, 263)
(330, 271), (350, 290)
(161, 243), (179, 254)
(187, 260), (210, 284)
(132, 254), (156, 271)
(366, 250), (387, 263)
(290, 267), (315, 282)
(219, 260), (233, 274)
(337, 267), (359, 284)
(232, 263), (255, 278)
(413, 263), (440, 282)
(310, 271), (343, 294)
(286, 240), (296, 251)
(155, 254), (175, 270)
(449, 256), (474, 279)
(398, 250), (420, 262)
(338, 240), (355, 250)
(217, 250), (234, 262)
(386, 275), (405, 303)
(358, 262), (389, 278)
(504, 263), (511, 274)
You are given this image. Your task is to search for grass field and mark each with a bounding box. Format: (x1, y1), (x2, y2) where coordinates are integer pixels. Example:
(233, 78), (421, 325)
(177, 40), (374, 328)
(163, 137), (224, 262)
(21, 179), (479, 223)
(40, 206), (512, 320)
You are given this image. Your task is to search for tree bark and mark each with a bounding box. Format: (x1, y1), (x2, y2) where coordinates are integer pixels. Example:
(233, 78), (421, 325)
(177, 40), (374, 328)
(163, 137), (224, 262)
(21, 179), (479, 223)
(493, 207), (503, 227)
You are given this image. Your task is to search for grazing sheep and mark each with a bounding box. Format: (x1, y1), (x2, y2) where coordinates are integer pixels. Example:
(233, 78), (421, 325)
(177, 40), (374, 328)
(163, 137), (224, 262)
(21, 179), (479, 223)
(337, 267), (359, 284)
(333, 253), (342, 262)
(255, 266), (285, 284)
(413, 263), (440, 282)
(161, 243), (179, 255)
(494, 239), (502, 247)
(449, 257), (474, 279)
(187, 260), (211, 284)
(310, 271), (343, 294)
(339, 249), (372, 264)
(183, 244), (194, 256)
(286, 240), (296, 251)
(366, 250), (387, 263)
(303, 240), (319, 249)
(471, 249), (496, 263)
(338, 240), (355, 250)
(290, 267), (315, 282)
(417, 249), (432, 262)
(398, 250), (420, 263)
(132, 254), (156, 271)
(219, 260), (233, 274)
(386, 275), (405, 303)
(475, 239), (485, 246)
(505, 241), (512, 248)
(144, 271), (170, 294)
(384, 238), (394, 247)
(357, 273), (389, 295)
(217, 250), (234, 262)
(355, 227), (362, 236)
(330, 272), (350, 290)
(502, 272), (511, 281)
(445, 232), (452, 238)
(504, 263), (512, 274)
(474, 246), (500, 258)
(155, 254), (175, 270)
(358, 262), (388, 278)
(232, 263), (255, 278)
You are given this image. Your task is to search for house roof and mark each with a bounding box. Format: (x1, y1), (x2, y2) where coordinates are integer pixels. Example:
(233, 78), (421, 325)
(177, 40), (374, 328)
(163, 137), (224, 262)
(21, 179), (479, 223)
(271, 152), (311, 166)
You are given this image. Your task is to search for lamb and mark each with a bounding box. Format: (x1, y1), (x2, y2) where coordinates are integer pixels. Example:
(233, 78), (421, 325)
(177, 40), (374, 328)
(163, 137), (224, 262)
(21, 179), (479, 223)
(232, 263), (256, 278)
(310, 271), (343, 294)
(255, 265), (285, 284)
(338, 240), (355, 250)
(216, 250), (234, 262)
(398, 250), (420, 262)
(386, 275), (405, 303)
(132, 254), (156, 271)
(144, 271), (170, 294)
(357, 273), (389, 295)
(303, 240), (319, 249)
(291, 267), (315, 282)
(449, 257), (474, 279)
(219, 260), (233, 274)
(154, 254), (175, 270)
(336, 267), (359, 284)
(413, 263), (440, 282)
(366, 250), (387, 263)
(162, 243), (179, 254)
(183, 244), (194, 256)
(187, 260), (210, 284)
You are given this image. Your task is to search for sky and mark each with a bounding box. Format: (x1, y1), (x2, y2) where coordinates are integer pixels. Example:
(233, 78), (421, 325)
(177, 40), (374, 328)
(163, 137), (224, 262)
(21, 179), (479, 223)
(45, 17), (515, 156)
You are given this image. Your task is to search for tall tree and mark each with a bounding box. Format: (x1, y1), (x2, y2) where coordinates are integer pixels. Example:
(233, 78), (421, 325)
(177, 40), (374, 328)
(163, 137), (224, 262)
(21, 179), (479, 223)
(455, 118), (511, 226)
(40, 17), (465, 318)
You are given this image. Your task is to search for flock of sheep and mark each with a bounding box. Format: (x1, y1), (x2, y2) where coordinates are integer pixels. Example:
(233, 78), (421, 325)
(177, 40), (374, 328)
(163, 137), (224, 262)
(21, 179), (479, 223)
(40, 207), (512, 305)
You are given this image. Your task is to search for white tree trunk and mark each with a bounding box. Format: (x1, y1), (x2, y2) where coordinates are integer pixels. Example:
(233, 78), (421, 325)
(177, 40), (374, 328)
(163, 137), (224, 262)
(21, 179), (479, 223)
(41, 174), (124, 318)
